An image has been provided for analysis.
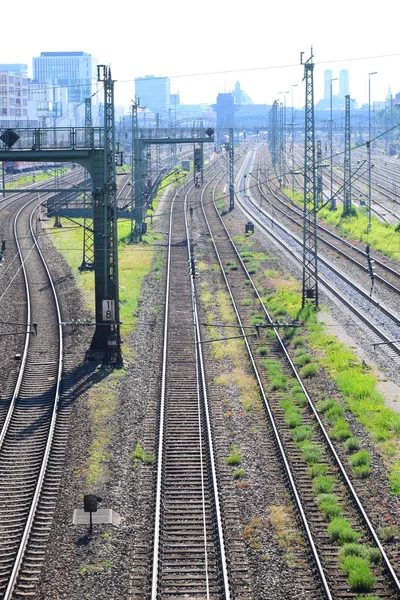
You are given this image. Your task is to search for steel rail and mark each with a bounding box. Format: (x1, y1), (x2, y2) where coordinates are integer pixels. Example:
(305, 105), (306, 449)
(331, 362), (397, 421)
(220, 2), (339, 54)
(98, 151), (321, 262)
(2, 195), (63, 598)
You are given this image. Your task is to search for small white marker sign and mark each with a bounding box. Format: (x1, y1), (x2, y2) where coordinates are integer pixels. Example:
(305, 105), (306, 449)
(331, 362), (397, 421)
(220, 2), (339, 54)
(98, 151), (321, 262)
(102, 299), (115, 321)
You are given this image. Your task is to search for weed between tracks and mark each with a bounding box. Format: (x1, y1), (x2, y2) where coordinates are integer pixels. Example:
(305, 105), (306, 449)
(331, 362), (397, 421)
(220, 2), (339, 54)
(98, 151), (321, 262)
(222, 229), (400, 592)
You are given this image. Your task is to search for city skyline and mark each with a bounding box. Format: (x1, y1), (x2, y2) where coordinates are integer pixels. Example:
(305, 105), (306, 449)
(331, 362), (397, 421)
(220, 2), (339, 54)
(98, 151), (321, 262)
(1, 0), (399, 111)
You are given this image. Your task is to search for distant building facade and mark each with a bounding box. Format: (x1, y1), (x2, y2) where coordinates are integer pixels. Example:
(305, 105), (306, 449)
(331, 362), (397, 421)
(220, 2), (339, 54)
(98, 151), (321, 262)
(33, 51), (98, 104)
(135, 76), (170, 119)
(0, 68), (28, 121)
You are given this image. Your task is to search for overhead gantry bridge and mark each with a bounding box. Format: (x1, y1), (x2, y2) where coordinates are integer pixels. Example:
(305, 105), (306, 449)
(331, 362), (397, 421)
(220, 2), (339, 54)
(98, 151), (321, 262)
(0, 124), (214, 365)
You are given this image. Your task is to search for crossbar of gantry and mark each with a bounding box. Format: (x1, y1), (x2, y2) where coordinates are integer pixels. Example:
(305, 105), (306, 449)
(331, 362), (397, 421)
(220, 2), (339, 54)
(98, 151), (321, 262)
(133, 135), (214, 239)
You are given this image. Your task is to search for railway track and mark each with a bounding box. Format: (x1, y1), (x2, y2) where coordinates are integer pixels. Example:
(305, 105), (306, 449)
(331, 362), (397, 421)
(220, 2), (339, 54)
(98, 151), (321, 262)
(0, 194), (63, 598)
(148, 177), (236, 598)
(198, 166), (400, 599)
(238, 149), (400, 365)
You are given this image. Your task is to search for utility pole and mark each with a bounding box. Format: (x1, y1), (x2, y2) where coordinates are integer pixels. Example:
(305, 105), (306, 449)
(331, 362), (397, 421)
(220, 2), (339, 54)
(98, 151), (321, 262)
(89, 65), (122, 366)
(316, 140), (323, 207)
(343, 94), (352, 216)
(228, 127), (234, 211)
(329, 77), (338, 210)
(300, 48), (318, 308)
(79, 97), (95, 270)
(279, 99), (283, 184)
(291, 84), (298, 197)
(129, 100), (138, 243)
(368, 71), (377, 232)
(270, 100), (278, 176)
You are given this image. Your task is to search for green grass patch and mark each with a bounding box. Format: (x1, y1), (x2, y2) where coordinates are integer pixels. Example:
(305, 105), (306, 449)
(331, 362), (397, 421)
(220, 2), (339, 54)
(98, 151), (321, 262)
(293, 353), (312, 367)
(226, 444), (242, 465)
(331, 418), (352, 441)
(299, 363), (318, 378)
(313, 475), (335, 494)
(348, 450), (371, 468)
(344, 437), (361, 453)
(285, 410), (302, 428)
(257, 346), (269, 356)
(378, 525), (397, 542)
(291, 425), (314, 443)
(316, 493), (342, 519)
(300, 442), (322, 463)
(328, 517), (361, 544)
(341, 555), (376, 592)
(233, 468), (245, 479)
(241, 298), (253, 306)
(309, 464), (329, 478)
(132, 443), (155, 466)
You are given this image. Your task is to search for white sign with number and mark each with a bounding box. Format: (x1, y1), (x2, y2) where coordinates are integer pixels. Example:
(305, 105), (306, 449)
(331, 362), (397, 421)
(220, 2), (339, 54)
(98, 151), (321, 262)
(102, 299), (115, 322)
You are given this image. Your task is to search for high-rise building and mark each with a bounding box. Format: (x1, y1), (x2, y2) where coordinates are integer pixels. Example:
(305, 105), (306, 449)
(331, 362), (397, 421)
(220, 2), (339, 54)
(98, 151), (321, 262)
(33, 51), (98, 104)
(324, 69), (333, 100)
(339, 70), (350, 98)
(135, 76), (170, 119)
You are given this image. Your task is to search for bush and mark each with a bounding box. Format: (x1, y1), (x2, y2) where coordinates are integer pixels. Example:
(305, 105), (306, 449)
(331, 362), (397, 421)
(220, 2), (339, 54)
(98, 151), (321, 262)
(270, 375), (288, 391)
(233, 468), (245, 479)
(318, 398), (336, 413)
(325, 404), (345, 425)
(366, 547), (382, 564)
(328, 517), (361, 544)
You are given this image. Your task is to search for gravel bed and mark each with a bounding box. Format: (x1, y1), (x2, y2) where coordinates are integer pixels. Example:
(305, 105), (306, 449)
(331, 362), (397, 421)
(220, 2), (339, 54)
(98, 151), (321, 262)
(28, 172), (400, 599)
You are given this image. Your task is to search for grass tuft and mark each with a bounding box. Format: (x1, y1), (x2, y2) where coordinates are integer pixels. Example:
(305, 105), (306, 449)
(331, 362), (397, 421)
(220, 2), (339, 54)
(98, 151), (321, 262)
(226, 444), (242, 465)
(328, 517), (361, 544)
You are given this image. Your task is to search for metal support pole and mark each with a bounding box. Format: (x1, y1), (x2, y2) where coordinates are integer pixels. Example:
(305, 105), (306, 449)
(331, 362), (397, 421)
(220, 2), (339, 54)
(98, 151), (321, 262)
(1, 162), (5, 197)
(229, 128), (234, 211)
(301, 48), (318, 308)
(368, 71), (377, 232)
(89, 64), (122, 366)
(343, 95), (352, 216)
(329, 77), (338, 210)
(80, 97), (95, 270)
(291, 84), (298, 197)
(129, 100), (138, 243)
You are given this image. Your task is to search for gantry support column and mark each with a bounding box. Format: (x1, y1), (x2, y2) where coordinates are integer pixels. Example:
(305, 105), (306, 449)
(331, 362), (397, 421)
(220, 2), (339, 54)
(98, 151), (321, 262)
(79, 97), (95, 270)
(88, 65), (122, 366)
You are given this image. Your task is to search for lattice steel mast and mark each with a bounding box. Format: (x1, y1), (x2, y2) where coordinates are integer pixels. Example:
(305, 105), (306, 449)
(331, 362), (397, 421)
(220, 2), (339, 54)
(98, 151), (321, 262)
(301, 48), (319, 307)
(343, 94), (352, 216)
(79, 97), (95, 270)
(89, 65), (122, 366)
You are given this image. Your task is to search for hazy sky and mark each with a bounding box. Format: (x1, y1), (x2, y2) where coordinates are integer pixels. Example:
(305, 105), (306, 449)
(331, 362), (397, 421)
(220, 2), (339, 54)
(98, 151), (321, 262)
(3, 0), (400, 110)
